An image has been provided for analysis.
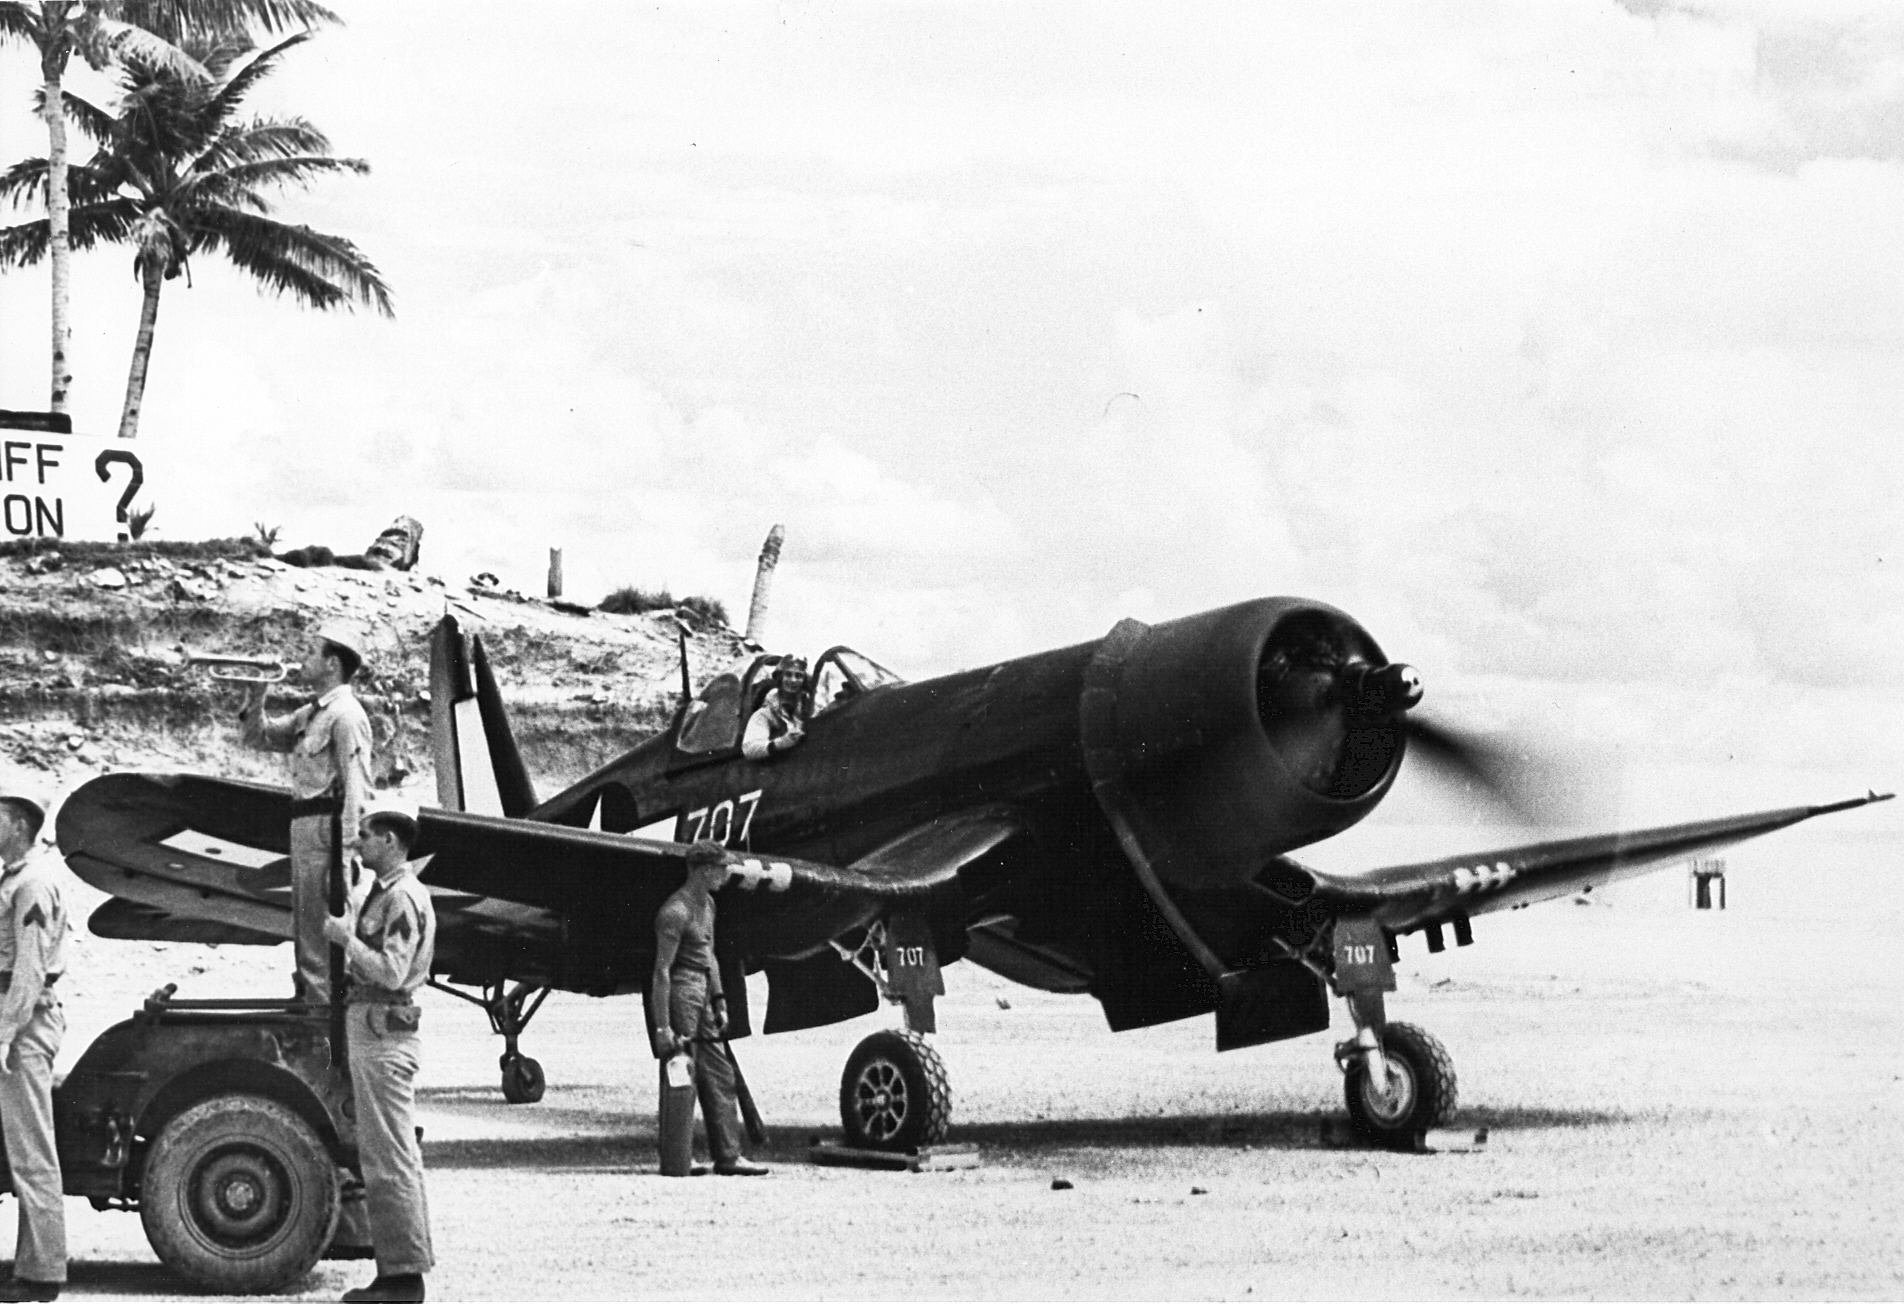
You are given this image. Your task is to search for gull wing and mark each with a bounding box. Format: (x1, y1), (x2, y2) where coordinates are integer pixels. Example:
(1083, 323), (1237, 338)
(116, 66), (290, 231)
(1294, 792), (1893, 930)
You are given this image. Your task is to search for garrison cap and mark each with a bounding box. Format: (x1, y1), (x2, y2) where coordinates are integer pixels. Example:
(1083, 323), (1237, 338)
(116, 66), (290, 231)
(0, 791), (46, 839)
(313, 618), (368, 663)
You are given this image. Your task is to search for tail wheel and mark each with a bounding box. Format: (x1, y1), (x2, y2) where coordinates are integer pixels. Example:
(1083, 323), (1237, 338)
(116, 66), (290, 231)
(140, 1094), (339, 1293)
(839, 1030), (951, 1152)
(1343, 1021), (1457, 1147)
(500, 1053), (546, 1104)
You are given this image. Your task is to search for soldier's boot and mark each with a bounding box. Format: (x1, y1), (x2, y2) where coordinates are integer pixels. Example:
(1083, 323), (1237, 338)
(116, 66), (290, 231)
(341, 1274), (425, 1302)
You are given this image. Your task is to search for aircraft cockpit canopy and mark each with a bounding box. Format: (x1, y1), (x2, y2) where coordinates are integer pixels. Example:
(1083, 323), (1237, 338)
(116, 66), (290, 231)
(674, 646), (903, 755)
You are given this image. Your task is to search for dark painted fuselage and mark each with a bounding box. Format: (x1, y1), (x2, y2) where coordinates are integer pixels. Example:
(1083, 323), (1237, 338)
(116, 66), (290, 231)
(528, 597), (1408, 1003)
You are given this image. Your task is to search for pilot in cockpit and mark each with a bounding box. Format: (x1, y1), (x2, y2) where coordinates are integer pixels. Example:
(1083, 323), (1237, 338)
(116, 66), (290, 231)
(742, 656), (810, 760)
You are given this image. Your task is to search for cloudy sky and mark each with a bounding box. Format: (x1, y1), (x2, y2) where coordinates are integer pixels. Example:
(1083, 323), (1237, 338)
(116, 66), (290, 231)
(2, 1), (1899, 824)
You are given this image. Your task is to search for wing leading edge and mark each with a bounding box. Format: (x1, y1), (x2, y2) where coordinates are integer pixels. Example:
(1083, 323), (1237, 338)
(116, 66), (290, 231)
(1293, 791), (1894, 930)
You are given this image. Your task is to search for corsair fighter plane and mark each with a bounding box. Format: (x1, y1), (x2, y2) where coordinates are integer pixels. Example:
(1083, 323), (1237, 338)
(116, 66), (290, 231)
(58, 601), (1891, 1148)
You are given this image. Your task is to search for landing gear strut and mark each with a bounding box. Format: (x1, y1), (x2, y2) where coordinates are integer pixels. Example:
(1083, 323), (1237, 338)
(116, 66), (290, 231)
(833, 918), (954, 1151)
(430, 979), (550, 1104)
(1278, 916), (1461, 1147)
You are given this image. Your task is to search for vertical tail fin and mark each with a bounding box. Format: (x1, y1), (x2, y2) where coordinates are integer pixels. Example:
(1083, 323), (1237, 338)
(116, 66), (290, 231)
(429, 614), (538, 817)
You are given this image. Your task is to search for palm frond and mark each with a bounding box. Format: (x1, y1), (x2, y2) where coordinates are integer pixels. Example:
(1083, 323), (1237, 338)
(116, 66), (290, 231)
(0, 218), (47, 267)
(217, 153), (368, 195)
(197, 208), (393, 315)
(115, 0), (340, 42)
(65, 198), (143, 252)
(96, 21), (211, 82)
(45, 88), (121, 148)
(208, 30), (313, 119)
(0, 157), (49, 211)
(195, 117), (334, 171)
(0, 3), (49, 46)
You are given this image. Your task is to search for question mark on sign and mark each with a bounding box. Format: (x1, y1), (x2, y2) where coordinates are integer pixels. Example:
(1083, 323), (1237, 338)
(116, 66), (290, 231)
(94, 450), (145, 542)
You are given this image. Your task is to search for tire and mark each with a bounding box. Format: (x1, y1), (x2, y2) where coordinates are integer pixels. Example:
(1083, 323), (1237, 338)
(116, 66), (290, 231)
(140, 1094), (339, 1294)
(839, 1029), (951, 1152)
(501, 1054), (546, 1104)
(1343, 1021), (1458, 1147)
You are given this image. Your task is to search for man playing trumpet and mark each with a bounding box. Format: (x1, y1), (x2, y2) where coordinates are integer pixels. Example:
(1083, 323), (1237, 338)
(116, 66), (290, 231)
(238, 621), (374, 1006)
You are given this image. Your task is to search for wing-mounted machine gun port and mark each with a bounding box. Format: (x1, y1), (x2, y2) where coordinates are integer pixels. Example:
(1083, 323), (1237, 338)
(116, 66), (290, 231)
(830, 914), (951, 1151)
(428, 979), (550, 1103)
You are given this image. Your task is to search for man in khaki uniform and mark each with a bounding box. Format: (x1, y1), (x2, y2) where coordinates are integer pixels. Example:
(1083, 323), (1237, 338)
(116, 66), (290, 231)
(0, 792), (67, 1302)
(324, 807), (435, 1304)
(241, 621), (374, 1004)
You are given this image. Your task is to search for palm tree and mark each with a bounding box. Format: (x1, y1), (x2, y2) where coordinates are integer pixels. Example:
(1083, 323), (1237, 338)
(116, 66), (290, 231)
(0, 29), (391, 439)
(0, 0), (335, 414)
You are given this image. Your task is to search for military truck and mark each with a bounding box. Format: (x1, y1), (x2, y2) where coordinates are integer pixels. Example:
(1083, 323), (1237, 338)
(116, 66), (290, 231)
(4, 986), (368, 1294)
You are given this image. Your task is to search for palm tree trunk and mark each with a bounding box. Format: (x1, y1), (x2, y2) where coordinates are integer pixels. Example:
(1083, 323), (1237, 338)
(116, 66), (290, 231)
(39, 6), (75, 414)
(118, 262), (164, 439)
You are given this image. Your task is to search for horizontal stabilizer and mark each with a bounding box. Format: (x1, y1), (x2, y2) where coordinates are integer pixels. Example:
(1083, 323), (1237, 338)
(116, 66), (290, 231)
(90, 897), (284, 946)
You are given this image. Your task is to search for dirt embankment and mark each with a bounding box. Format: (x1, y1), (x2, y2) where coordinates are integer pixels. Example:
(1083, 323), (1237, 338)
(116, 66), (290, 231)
(0, 538), (750, 800)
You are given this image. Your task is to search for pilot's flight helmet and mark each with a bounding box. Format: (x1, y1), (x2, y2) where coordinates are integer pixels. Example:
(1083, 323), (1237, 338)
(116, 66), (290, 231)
(774, 655), (808, 687)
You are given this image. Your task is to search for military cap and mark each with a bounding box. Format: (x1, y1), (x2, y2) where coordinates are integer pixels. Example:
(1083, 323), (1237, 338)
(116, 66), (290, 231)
(0, 791), (46, 840)
(313, 618), (368, 663)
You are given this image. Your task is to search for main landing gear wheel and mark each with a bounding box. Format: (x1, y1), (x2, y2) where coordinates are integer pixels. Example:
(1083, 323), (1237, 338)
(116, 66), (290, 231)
(500, 1053), (546, 1104)
(140, 1093), (339, 1294)
(1343, 1021), (1458, 1148)
(839, 1030), (951, 1152)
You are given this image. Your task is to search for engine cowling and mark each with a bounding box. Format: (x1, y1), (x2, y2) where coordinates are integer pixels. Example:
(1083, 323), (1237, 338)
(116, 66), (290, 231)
(1080, 598), (1409, 892)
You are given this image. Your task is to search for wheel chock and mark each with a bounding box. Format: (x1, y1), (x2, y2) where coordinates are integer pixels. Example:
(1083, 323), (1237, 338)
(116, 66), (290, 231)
(1319, 1119), (1490, 1152)
(1416, 1127), (1488, 1153)
(807, 1140), (980, 1172)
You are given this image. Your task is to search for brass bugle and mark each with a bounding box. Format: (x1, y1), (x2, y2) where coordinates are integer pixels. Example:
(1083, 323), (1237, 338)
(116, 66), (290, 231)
(187, 654), (292, 684)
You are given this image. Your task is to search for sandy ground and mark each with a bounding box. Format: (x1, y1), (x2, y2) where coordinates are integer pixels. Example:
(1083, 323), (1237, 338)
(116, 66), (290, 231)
(17, 822), (1904, 1300)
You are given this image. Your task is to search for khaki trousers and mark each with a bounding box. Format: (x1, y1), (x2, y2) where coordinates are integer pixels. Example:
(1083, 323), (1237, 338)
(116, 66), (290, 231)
(289, 813), (337, 1004)
(667, 970), (744, 1166)
(0, 999), (65, 1283)
(346, 1004), (433, 1278)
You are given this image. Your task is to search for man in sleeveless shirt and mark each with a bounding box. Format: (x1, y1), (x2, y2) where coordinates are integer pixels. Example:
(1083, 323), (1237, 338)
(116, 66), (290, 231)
(0, 791), (68, 1302)
(324, 807), (436, 1303)
(241, 621), (374, 1004)
(651, 840), (767, 1176)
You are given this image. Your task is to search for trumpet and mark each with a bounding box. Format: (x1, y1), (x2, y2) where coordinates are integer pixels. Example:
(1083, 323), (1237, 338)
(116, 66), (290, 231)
(187, 654), (292, 684)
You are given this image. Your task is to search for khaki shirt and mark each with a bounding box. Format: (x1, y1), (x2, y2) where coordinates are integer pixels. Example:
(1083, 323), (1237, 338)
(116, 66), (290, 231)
(0, 851), (68, 1042)
(246, 683), (374, 853)
(345, 866), (436, 1000)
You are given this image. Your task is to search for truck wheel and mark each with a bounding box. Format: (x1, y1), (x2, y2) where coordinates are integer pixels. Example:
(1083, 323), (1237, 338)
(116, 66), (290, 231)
(1343, 1021), (1458, 1148)
(839, 1030), (951, 1152)
(141, 1094), (339, 1294)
